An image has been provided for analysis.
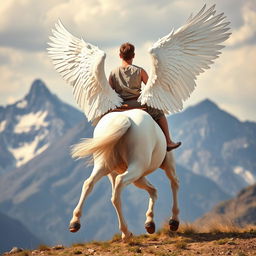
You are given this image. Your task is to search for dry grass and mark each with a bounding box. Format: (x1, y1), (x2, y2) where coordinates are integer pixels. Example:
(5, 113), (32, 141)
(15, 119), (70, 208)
(177, 222), (198, 234)
(174, 240), (188, 250)
(37, 244), (50, 251)
(71, 243), (85, 247)
(16, 251), (30, 256)
(6, 223), (256, 256)
(111, 233), (122, 242)
(158, 221), (256, 236)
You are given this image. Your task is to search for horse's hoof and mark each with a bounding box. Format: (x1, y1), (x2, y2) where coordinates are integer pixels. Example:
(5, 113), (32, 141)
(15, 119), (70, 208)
(145, 221), (155, 234)
(169, 219), (179, 231)
(69, 222), (81, 233)
(122, 232), (133, 241)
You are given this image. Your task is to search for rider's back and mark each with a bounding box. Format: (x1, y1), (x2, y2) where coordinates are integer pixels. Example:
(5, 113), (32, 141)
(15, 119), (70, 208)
(110, 65), (142, 100)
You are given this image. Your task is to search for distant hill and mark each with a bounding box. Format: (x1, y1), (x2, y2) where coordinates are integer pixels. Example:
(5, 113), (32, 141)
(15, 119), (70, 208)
(196, 183), (256, 227)
(0, 79), (84, 173)
(169, 99), (256, 195)
(0, 211), (42, 254)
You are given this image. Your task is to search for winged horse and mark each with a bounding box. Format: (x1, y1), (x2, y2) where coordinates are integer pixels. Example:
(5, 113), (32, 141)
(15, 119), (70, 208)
(48, 4), (231, 240)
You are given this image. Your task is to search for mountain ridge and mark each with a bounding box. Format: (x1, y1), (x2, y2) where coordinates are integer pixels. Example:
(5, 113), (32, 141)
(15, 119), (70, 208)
(0, 79), (84, 173)
(1, 79), (255, 247)
(196, 183), (256, 227)
(169, 98), (256, 195)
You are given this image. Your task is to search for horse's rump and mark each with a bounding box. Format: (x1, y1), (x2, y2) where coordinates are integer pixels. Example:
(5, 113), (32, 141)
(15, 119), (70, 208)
(71, 113), (131, 171)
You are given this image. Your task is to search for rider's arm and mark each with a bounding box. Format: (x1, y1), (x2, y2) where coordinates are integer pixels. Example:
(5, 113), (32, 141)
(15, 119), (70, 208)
(141, 68), (148, 84)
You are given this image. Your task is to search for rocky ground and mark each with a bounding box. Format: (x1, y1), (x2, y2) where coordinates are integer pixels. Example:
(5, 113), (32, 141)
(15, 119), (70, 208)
(3, 224), (256, 256)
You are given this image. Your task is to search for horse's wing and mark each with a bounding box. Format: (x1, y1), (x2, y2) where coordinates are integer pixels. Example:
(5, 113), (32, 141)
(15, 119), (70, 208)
(47, 20), (122, 122)
(138, 4), (231, 114)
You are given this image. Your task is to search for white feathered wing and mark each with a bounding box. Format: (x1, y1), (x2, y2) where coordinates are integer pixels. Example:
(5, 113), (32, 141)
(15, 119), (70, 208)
(139, 4), (231, 114)
(47, 20), (122, 122)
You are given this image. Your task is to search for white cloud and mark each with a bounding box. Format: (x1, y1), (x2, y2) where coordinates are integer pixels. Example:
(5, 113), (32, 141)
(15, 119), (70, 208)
(0, 0), (255, 122)
(227, 4), (256, 46)
(0, 46), (76, 107)
(183, 45), (256, 121)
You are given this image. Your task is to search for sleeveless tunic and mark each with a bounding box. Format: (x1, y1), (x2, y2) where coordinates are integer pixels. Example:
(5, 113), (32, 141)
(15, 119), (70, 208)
(109, 65), (164, 121)
(110, 65), (141, 100)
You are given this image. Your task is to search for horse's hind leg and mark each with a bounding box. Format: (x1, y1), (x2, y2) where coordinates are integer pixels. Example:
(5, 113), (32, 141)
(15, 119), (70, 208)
(111, 165), (142, 240)
(69, 164), (108, 232)
(161, 152), (180, 231)
(133, 177), (158, 234)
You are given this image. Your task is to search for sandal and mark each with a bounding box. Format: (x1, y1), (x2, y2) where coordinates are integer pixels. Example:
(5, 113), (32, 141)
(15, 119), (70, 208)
(167, 142), (181, 151)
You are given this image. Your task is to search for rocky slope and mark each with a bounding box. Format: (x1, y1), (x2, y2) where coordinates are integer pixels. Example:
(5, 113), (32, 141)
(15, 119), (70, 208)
(169, 99), (256, 195)
(3, 226), (256, 256)
(196, 183), (256, 227)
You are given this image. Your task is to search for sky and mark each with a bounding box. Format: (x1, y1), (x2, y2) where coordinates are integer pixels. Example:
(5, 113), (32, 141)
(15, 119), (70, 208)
(0, 0), (256, 122)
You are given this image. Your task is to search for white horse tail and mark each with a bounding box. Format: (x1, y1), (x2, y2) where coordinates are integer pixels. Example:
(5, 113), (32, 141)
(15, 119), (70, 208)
(71, 114), (131, 170)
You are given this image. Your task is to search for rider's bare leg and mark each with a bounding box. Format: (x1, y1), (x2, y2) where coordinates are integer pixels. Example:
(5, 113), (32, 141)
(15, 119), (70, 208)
(157, 116), (181, 151)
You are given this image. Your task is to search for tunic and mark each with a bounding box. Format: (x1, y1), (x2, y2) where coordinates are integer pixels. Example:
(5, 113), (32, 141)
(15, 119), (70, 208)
(109, 65), (164, 121)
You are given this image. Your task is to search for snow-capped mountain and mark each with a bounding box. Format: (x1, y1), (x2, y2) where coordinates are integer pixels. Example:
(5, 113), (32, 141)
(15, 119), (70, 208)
(0, 79), (84, 173)
(0, 80), (255, 246)
(169, 99), (256, 195)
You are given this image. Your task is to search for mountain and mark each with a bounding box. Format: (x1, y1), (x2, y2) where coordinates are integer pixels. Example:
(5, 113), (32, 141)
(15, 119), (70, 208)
(0, 79), (84, 173)
(0, 119), (229, 246)
(0, 211), (42, 254)
(169, 99), (256, 195)
(1, 81), (254, 246)
(196, 183), (256, 227)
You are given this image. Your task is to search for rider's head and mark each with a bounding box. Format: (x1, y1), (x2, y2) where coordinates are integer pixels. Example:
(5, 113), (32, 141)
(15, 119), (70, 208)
(119, 42), (135, 61)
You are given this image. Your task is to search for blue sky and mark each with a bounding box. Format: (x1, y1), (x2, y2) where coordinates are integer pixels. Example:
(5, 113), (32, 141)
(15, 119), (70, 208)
(0, 0), (255, 121)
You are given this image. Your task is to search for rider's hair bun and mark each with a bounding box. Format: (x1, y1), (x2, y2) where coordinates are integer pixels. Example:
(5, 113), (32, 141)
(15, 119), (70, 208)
(119, 42), (135, 61)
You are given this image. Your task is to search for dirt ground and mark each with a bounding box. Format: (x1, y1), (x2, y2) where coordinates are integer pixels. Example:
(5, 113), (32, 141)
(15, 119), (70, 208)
(3, 225), (256, 256)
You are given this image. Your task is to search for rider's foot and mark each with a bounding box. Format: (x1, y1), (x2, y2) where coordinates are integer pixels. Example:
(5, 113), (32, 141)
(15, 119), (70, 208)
(167, 142), (181, 151)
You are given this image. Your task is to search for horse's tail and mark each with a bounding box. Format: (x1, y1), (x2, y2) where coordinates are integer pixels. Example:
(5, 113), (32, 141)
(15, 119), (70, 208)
(71, 114), (131, 169)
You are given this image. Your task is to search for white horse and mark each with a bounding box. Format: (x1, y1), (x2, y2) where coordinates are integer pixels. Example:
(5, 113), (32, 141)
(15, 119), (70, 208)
(69, 109), (180, 240)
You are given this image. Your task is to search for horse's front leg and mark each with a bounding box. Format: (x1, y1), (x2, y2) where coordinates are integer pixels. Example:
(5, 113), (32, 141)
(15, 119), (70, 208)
(69, 164), (108, 232)
(133, 177), (158, 234)
(161, 152), (180, 231)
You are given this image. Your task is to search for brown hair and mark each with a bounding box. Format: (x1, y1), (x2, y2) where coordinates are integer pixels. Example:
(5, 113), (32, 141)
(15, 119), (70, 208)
(119, 42), (135, 61)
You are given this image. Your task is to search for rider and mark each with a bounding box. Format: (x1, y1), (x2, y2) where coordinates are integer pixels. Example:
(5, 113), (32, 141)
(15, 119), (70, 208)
(109, 42), (181, 151)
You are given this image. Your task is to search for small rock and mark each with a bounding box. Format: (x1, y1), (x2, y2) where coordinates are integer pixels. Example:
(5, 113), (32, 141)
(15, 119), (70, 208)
(52, 244), (64, 250)
(226, 250), (232, 255)
(154, 245), (159, 249)
(9, 247), (23, 253)
(74, 250), (82, 255)
(88, 248), (95, 253)
(135, 247), (142, 253)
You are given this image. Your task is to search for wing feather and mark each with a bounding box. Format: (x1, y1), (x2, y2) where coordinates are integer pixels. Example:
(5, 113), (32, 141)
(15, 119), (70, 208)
(47, 20), (122, 122)
(138, 5), (231, 114)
